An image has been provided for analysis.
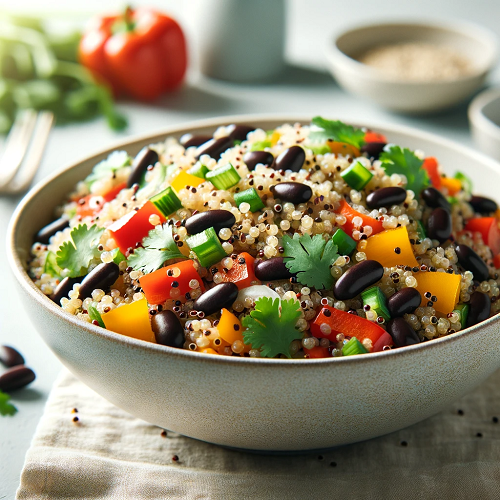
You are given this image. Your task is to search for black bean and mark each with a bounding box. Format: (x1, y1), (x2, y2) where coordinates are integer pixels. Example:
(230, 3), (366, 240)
(455, 244), (489, 282)
(78, 262), (120, 300)
(421, 187), (451, 210)
(0, 365), (36, 392)
(127, 147), (159, 188)
(50, 277), (81, 305)
(185, 210), (236, 235)
(179, 133), (212, 149)
(427, 207), (452, 243)
(366, 187), (407, 209)
(387, 288), (422, 317)
(386, 318), (420, 347)
(193, 283), (239, 316)
(226, 124), (255, 142)
(466, 292), (491, 328)
(333, 260), (384, 300)
(254, 257), (294, 281)
(360, 141), (386, 160)
(194, 136), (233, 160)
(36, 217), (70, 244)
(0, 345), (25, 368)
(274, 146), (305, 172)
(469, 196), (498, 214)
(151, 310), (185, 348)
(243, 150), (274, 171)
(270, 182), (312, 204)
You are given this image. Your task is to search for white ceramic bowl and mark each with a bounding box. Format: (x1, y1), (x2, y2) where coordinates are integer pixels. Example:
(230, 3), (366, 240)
(8, 115), (500, 452)
(326, 20), (498, 113)
(468, 87), (500, 161)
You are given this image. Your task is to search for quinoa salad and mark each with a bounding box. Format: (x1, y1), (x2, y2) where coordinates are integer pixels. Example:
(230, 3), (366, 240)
(29, 117), (500, 359)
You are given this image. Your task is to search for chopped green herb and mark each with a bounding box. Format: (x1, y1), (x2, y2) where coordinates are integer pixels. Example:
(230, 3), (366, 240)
(242, 297), (302, 358)
(282, 233), (339, 289)
(85, 151), (131, 186)
(379, 144), (429, 195)
(0, 390), (17, 416)
(307, 143), (331, 155)
(128, 224), (184, 274)
(250, 140), (271, 151)
(454, 172), (472, 194)
(55, 224), (104, 278)
(43, 250), (63, 278)
(88, 302), (105, 328)
(309, 116), (366, 149)
(110, 248), (126, 264)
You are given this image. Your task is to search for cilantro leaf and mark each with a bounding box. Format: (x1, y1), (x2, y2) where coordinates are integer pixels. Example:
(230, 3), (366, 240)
(282, 233), (339, 290)
(379, 144), (429, 195)
(309, 116), (366, 149)
(0, 390), (17, 416)
(84, 151), (131, 186)
(242, 298), (302, 358)
(43, 251), (63, 278)
(128, 224), (184, 274)
(55, 224), (104, 278)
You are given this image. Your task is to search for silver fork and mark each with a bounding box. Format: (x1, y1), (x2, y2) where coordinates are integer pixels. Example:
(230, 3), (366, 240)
(0, 109), (54, 195)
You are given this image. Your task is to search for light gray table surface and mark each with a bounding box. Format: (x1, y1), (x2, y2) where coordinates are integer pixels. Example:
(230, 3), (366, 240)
(2, 1), (500, 498)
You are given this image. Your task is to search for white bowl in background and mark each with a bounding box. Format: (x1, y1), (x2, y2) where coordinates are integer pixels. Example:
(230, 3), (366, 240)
(326, 20), (498, 114)
(468, 87), (500, 161)
(8, 115), (500, 452)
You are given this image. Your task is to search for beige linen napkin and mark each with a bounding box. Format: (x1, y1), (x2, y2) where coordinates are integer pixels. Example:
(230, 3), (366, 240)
(17, 368), (500, 500)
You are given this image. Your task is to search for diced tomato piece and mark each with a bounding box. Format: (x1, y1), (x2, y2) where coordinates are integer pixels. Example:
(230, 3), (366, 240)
(140, 259), (205, 305)
(422, 157), (441, 189)
(108, 200), (166, 255)
(310, 306), (387, 350)
(464, 217), (500, 256)
(364, 131), (387, 143)
(103, 181), (127, 202)
(215, 252), (260, 290)
(336, 198), (384, 237)
(304, 346), (330, 358)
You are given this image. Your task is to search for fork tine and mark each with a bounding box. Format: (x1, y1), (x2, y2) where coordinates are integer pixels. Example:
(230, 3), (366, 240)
(0, 109), (39, 188)
(6, 111), (54, 194)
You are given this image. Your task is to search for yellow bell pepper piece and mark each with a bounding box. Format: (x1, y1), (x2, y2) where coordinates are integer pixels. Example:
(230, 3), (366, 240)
(415, 271), (461, 315)
(170, 171), (204, 193)
(102, 298), (155, 343)
(362, 226), (418, 268)
(270, 130), (281, 146)
(204, 329), (230, 353)
(440, 177), (461, 196)
(218, 308), (244, 345)
(328, 140), (360, 158)
(200, 348), (219, 355)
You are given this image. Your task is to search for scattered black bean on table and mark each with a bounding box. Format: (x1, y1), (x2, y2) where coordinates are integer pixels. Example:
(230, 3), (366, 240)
(270, 182), (312, 204)
(127, 147), (159, 188)
(333, 260), (384, 300)
(274, 145), (305, 172)
(0, 345), (25, 368)
(0, 365), (36, 392)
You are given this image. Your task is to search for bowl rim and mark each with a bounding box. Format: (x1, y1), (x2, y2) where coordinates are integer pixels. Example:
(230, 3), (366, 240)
(326, 18), (499, 85)
(468, 86), (500, 138)
(8, 112), (500, 368)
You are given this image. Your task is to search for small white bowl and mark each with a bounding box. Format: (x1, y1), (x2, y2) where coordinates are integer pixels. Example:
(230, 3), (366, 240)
(326, 20), (498, 113)
(468, 87), (500, 161)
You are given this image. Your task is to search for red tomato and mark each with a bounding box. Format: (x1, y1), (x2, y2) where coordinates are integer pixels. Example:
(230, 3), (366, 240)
(464, 217), (500, 256)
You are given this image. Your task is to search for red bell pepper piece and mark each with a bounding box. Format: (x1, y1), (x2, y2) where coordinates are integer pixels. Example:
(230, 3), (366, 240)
(304, 346), (330, 358)
(79, 7), (187, 100)
(140, 259), (205, 305)
(75, 182), (127, 218)
(215, 252), (260, 290)
(464, 217), (500, 256)
(422, 157), (442, 189)
(364, 131), (387, 143)
(372, 331), (394, 352)
(336, 198), (384, 237)
(310, 306), (390, 351)
(108, 200), (166, 254)
(494, 254), (500, 269)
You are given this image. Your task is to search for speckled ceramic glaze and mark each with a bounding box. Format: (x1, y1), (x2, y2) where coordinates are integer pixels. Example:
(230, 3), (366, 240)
(8, 115), (500, 451)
